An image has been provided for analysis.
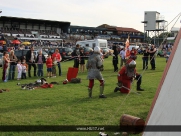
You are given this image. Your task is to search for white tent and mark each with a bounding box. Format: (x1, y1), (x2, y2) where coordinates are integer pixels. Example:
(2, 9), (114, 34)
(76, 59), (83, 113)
(143, 28), (181, 136)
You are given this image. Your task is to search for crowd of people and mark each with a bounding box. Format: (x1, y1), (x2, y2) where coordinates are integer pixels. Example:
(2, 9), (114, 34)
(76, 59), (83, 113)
(1, 45), (62, 82)
(112, 42), (172, 94)
(1, 40), (172, 99)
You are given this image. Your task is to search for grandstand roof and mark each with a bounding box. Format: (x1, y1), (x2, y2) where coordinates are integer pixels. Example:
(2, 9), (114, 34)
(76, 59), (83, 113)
(0, 16), (70, 26)
(70, 25), (106, 30)
(115, 27), (141, 33)
(97, 24), (142, 33)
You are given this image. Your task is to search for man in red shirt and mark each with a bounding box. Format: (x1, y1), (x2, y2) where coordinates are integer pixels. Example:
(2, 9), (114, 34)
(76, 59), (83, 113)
(129, 47), (137, 60)
(114, 59), (144, 94)
(52, 49), (62, 76)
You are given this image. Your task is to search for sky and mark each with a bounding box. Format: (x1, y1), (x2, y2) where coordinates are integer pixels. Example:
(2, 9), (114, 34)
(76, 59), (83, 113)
(0, 0), (181, 32)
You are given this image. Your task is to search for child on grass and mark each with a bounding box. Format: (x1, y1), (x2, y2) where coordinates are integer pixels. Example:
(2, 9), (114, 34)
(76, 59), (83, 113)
(17, 60), (22, 80)
(22, 59), (28, 79)
(46, 54), (52, 78)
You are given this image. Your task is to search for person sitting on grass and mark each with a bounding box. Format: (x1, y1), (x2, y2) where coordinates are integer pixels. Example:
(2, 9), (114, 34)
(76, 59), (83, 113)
(46, 54), (52, 78)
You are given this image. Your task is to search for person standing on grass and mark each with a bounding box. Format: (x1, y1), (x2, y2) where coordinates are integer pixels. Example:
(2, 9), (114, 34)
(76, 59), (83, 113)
(165, 47), (172, 63)
(17, 60), (22, 80)
(2, 52), (10, 82)
(26, 46), (37, 77)
(129, 47), (137, 60)
(52, 48), (62, 76)
(148, 44), (157, 70)
(52, 57), (57, 77)
(119, 48), (126, 67)
(46, 54), (53, 78)
(142, 46), (149, 70)
(8, 50), (18, 80)
(72, 44), (80, 68)
(22, 59), (28, 79)
(112, 45), (119, 72)
(86, 46), (106, 98)
(100, 49), (104, 62)
(35, 50), (46, 77)
(79, 48), (85, 73)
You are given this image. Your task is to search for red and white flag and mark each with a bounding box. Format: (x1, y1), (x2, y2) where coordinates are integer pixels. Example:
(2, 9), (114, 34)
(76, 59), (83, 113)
(125, 36), (130, 59)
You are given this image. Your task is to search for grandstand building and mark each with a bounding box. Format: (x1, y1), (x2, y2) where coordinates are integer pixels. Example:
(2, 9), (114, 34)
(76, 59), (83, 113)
(69, 24), (144, 42)
(0, 16), (144, 43)
(0, 16), (70, 42)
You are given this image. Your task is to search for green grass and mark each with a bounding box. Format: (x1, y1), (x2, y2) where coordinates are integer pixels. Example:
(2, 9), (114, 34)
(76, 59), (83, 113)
(0, 55), (166, 136)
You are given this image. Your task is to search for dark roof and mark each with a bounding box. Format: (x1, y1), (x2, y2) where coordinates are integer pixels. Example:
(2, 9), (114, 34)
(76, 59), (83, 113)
(70, 25), (106, 30)
(0, 16), (70, 26)
(115, 27), (141, 33)
(97, 24), (142, 33)
(97, 24), (115, 29)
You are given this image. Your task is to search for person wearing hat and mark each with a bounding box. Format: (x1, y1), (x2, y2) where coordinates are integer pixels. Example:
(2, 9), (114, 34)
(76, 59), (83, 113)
(114, 59), (144, 93)
(86, 46), (106, 98)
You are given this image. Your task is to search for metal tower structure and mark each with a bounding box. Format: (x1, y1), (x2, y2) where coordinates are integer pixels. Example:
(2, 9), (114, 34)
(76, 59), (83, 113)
(142, 11), (168, 46)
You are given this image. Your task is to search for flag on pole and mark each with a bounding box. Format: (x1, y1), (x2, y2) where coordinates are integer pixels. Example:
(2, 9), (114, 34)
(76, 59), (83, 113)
(125, 35), (130, 59)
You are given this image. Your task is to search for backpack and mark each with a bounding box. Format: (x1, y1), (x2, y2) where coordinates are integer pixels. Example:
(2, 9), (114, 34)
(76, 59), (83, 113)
(70, 78), (81, 83)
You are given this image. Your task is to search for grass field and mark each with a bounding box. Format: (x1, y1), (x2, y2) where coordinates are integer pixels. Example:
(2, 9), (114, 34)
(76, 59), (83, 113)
(0, 55), (167, 136)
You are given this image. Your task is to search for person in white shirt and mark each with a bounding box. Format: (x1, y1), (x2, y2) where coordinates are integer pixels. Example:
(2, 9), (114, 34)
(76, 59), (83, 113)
(17, 60), (22, 80)
(100, 49), (104, 61)
(119, 48), (126, 67)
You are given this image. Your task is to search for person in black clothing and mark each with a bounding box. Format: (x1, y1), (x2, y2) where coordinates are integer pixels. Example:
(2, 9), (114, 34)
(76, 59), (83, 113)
(3, 44), (7, 52)
(112, 45), (118, 72)
(148, 44), (157, 70)
(79, 48), (85, 72)
(142, 46), (149, 70)
(72, 44), (80, 68)
(26, 46), (37, 77)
